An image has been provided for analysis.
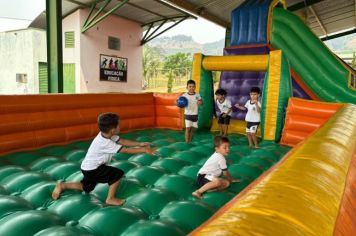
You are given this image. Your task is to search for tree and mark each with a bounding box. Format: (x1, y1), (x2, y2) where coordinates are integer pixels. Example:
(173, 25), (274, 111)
(143, 45), (162, 87)
(163, 52), (192, 93)
(163, 52), (192, 77)
(167, 70), (173, 93)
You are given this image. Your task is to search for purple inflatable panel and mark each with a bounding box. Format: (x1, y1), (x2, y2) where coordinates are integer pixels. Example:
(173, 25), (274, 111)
(217, 46), (269, 120)
(223, 46), (270, 56)
(292, 78), (311, 99)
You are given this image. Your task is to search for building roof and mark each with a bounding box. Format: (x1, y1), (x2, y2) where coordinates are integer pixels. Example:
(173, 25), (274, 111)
(293, 0), (355, 38)
(163, 0), (356, 38)
(30, 0), (356, 39)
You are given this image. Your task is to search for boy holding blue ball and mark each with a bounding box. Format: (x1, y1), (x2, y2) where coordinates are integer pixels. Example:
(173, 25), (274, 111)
(182, 80), (202, 142)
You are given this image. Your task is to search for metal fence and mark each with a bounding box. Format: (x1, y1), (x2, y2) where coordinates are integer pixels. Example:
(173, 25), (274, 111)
(143, 67), (191, 92)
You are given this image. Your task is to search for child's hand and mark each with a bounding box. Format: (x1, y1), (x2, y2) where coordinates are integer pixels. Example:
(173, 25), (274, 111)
(140, 142), (150, 147)
(235, 104), (242, 109)
(145, 147), (156, 155)
(197, 100), (202, 105)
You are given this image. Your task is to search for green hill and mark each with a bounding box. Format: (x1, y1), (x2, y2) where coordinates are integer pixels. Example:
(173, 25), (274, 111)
(147, 35), (224, 56)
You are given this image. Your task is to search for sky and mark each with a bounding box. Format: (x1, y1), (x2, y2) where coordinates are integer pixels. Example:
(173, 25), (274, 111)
(155, 18), (226, 44)
(0, 0), (45, 32)
(0, 0), (225, 43)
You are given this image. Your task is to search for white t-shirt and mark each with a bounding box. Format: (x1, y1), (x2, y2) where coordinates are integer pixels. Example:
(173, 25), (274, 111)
(244, 100), (261, 122)
(216, 98), (232, 115)
(198, 152), (227, 181)
(81, 133), (123, 171)
(182, 92), (201, 115)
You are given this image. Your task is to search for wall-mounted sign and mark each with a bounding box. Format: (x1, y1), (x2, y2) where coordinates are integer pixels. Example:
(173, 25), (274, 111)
(100, 54), (127, 82)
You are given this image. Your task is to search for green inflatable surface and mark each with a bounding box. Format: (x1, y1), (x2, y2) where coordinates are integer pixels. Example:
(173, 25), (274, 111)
(272, 8), (356, 103)
(0, 129), (289, 235)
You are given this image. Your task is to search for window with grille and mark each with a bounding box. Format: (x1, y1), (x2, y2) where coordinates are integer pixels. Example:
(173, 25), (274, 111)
(65, 31), (75, 48)
(108, 36), (120, 50)
(16, 74), (28, 83)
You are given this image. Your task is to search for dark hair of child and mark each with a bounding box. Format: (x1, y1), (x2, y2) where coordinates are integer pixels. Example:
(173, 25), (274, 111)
(215, 88), (227, 96)
(214, 135), (230, 147)
(187, 80), (196, 86)
(98, 113), (120, 133)
(250, 87), (261, 94)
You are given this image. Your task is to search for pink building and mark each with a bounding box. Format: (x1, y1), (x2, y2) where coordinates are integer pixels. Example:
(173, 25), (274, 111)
(63, 9), (143, 93)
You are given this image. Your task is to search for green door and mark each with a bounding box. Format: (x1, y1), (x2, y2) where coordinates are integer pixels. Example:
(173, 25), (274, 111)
(63, 63), (75, 93)
(38, 63), (75, 93)
(39, 62), (48, 94)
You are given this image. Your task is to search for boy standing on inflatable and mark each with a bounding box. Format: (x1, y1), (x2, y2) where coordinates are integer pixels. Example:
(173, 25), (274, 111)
(182, 80), (203, 143)
(235, 87), (261, 148)
(215, 88), (232, 136)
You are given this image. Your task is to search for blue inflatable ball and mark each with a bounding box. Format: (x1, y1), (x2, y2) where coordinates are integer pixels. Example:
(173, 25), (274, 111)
(176, 96), (188, 108)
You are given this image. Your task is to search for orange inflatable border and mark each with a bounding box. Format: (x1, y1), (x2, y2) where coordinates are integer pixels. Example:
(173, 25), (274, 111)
(0, 93), (182, 156)
(280, 98), (342, 146)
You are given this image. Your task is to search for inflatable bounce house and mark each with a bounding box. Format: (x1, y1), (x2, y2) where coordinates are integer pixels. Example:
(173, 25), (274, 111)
(0, 0), (355, 235)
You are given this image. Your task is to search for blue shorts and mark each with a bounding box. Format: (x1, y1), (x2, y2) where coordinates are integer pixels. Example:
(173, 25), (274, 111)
(196, 174), (210, 188)
(246, 122), (260, 133)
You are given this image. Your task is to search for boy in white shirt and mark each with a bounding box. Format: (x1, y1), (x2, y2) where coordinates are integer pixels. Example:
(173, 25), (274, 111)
(52, 112), (155, 206)
(182, 80), (202, 143)
(215, 88), (232, 136)
(192, 136), (239, 199)
(235, 87), (261, 148)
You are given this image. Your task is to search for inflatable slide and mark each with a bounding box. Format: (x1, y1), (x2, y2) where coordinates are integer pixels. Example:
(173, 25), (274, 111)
(0, 0), (356, 235)
(189, 0), (356, 235)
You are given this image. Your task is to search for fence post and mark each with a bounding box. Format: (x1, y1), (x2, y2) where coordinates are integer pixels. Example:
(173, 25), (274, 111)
(167, 69), (173, 93)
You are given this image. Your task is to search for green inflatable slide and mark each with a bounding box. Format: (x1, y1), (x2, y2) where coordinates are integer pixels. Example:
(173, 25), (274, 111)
(272, 8), (356, 104)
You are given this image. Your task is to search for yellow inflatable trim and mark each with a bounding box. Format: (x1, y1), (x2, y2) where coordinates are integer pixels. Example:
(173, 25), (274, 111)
(263, 50), (282, 140)
(192, 53), (203, 92)
(211, 119), (261, 137)
(202, 55), (269, 71)
(191, 104), (356, 236)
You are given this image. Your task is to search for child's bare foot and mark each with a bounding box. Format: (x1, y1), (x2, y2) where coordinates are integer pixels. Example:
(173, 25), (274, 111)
(192, 191), (202, 199)
(106, 198), (125, 206)
(254, 146), (260, 149)
(206, 188), (217, 193)
(52, 182), (62, 200)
